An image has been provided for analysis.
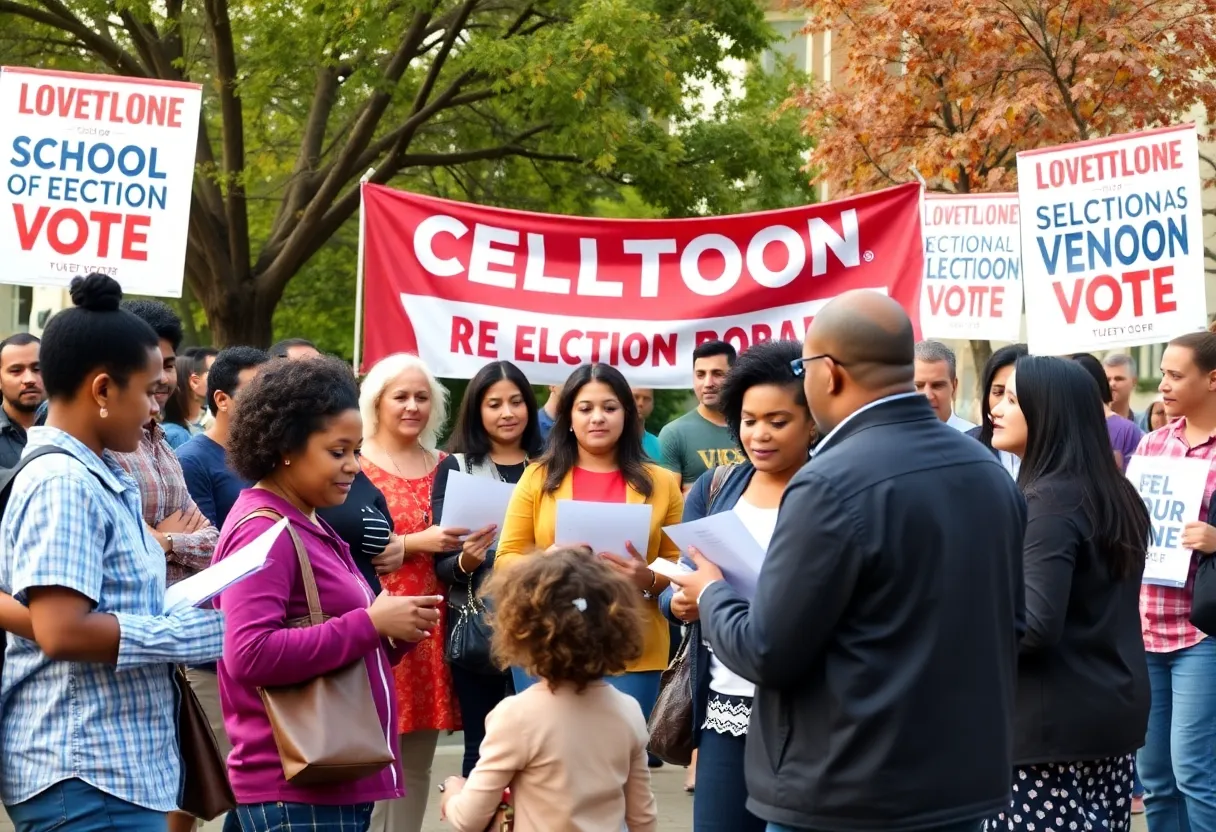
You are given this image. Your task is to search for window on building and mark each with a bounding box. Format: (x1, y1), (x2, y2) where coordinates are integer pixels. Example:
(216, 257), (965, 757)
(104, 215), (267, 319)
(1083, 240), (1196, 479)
(16, 286), (31, 330)
(760, 19), (809, 75)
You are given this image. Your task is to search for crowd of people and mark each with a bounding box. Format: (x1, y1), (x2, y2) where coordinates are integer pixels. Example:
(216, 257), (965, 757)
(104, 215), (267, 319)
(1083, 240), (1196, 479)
(0, 272), (1211, 832)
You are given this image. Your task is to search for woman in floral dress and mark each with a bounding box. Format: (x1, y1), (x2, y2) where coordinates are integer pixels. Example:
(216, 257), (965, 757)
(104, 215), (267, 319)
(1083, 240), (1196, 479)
(360, 353), (468, 832)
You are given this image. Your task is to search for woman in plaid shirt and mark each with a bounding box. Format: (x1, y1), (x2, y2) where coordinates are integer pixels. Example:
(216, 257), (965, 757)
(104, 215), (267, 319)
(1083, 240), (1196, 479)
(0, 274), (226, 832)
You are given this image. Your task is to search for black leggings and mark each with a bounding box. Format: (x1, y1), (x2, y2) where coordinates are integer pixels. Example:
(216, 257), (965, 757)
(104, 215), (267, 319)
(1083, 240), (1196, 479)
(449, 664), (513, 777)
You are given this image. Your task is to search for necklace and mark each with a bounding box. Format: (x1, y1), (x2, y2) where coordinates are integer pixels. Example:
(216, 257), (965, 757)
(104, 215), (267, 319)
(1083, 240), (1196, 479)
(371, 439), (433, 479)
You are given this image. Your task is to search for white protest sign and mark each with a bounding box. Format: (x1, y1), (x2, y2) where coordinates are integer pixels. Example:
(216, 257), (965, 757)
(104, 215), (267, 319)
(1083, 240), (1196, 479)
(920, 193), (1022, 341)
(1016, 124), (1207, 355)
(1126, 455), (1210, 587)
(0, 67), (202, 298)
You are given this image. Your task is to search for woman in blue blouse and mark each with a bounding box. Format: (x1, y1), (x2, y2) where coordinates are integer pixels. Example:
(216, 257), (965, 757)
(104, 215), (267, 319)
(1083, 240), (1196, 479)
(659, 339), (816, 832)
(0, 274), (226, 832)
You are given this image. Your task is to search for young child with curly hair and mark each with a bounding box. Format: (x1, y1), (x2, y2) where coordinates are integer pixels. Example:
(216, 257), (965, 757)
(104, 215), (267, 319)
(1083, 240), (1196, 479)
(438, 547), (658, 831)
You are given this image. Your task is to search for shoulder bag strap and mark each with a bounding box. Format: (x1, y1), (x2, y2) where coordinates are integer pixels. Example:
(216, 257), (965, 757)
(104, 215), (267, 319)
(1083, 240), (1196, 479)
(706, 463), (737, 512)
(235, 508), (323, 627)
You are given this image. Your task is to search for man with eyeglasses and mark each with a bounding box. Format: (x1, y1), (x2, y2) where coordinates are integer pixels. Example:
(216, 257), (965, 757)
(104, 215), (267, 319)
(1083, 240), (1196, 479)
(672, 290), (1026, 832)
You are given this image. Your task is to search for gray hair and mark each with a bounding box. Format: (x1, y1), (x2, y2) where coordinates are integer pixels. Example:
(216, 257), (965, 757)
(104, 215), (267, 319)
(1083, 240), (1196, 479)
(914, 339), (957, 379)
(1102, 352), (1137, 378)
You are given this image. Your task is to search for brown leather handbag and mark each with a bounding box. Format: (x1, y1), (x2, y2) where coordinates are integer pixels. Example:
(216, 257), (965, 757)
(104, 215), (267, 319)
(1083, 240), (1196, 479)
(239, 510), (395, 786)
(646, 627), (695, 766)
(176, 665), (237, 820)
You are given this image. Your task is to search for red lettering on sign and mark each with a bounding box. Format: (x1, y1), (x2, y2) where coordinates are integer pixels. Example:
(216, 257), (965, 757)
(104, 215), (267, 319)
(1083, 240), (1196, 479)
(926, 284), (1006, 318)
(1051, 267), (1177, 324)
(12, 204), (151, 260)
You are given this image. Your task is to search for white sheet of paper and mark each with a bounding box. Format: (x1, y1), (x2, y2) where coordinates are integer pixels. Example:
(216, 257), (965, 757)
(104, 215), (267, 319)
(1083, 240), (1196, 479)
(163, 518), (288, 613)
(439, 470), (517, 537)
(662, 511), (766, 599)
(1126, 455), (1210, 588)
(648, 558), (694, 579)
(554, 500), (654, 557)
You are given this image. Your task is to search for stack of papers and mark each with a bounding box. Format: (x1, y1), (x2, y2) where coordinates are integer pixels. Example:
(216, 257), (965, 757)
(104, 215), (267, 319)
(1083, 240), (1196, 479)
(554, 500), (654, 557)
(439, 470), (518, 539)
(163, 518), (287, 613)
(662, 512), (766, 599)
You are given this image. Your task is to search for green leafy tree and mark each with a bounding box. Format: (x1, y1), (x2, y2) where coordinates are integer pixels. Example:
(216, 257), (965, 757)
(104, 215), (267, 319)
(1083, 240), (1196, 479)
(1, 0), (813, 346)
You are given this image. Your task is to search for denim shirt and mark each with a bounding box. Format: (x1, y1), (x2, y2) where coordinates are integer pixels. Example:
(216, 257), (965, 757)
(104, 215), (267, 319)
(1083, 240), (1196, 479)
(0, 427), (225, 811)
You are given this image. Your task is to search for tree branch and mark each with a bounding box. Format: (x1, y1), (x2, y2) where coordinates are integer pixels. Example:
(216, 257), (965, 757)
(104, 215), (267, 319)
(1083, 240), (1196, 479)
(273, 7), (437, 257)
(269, 66), (341, 241)
(0, 0), (147, 76)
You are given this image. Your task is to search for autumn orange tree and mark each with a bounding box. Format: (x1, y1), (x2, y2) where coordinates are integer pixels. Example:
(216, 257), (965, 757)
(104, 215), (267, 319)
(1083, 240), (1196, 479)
(793, 0), (1216, 376)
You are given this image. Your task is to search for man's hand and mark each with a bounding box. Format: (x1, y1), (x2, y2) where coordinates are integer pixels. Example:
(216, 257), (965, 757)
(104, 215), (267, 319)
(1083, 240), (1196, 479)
(668, 546), (725, 605)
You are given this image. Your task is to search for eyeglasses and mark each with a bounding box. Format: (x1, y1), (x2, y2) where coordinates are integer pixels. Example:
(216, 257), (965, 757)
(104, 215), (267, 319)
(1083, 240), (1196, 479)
(789, 354), (842, 377)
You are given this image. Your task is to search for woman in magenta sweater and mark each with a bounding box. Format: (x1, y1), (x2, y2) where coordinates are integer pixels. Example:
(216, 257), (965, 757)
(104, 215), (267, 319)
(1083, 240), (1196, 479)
(213, 358), (443, 832)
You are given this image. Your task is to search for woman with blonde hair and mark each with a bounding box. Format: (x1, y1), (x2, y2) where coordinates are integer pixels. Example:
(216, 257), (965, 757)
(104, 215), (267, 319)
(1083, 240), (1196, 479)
(359, 353), (469, 832)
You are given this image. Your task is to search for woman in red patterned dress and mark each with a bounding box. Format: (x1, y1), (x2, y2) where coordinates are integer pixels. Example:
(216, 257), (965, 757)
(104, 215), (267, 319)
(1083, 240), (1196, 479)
(359, 353), (469, 832)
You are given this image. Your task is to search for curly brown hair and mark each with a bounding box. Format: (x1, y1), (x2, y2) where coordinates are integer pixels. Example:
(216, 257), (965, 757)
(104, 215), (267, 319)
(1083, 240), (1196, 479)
(483, 548), (645, 691)
(227, 356), (360, 483)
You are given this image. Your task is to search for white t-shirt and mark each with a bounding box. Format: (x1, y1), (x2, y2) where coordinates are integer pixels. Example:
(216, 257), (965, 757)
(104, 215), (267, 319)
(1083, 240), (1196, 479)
(707, 496), (779, 698)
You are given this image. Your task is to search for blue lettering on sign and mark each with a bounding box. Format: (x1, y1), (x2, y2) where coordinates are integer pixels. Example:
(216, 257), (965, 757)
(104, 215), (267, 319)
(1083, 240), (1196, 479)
(1036, 219), (1188, 277)
(9, 136), (166, 179)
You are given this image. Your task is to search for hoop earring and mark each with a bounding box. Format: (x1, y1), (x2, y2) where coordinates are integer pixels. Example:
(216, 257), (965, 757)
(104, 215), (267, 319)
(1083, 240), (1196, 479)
(283, 459), (291, 466)
(99, 407), (108, 419)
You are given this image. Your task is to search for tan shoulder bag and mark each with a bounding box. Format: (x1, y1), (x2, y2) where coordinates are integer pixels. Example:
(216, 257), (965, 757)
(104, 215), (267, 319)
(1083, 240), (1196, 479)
(237, 509), (395, 786)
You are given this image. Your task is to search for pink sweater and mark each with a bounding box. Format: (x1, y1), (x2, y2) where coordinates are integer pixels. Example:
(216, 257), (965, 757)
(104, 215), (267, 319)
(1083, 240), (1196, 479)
(444, 681), (657, 832)
(214, 488), (407, 806)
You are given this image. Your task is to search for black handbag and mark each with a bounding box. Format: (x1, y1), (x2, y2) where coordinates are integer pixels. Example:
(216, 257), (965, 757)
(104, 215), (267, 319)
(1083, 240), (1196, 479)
(446, 581), (497, 674)
(1189, 491), (1216, 635)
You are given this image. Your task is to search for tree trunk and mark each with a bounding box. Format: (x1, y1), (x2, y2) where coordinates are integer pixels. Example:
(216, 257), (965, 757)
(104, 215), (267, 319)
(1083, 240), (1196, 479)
(187, 261), (276, 348)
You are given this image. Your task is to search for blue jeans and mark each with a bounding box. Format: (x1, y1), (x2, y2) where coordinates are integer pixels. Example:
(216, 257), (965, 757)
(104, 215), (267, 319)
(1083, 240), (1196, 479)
(6, 778), (166, 832)
(235, 802), (373, 831)
(694, 729), (765, 832)
(1138, 637), (1216, 832)
(510, 669), (661, 717)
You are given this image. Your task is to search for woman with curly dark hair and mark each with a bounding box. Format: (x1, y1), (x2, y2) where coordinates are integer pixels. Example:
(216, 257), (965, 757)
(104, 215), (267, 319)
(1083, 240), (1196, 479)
(212, 357), (443, 832)
(659, 339), (815, 832)
(438, 548), (658, 831)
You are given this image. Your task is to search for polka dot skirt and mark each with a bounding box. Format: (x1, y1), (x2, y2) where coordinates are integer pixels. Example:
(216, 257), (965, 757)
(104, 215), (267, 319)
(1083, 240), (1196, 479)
(985, 754), (1134, 831)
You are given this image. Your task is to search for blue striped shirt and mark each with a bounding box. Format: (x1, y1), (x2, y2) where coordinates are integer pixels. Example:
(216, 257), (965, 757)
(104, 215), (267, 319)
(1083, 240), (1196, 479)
(0, 427), (226, 810)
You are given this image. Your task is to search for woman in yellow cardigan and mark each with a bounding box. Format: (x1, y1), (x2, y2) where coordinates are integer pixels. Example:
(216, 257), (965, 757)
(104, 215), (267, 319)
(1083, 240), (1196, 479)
(495, 363), (683, 731)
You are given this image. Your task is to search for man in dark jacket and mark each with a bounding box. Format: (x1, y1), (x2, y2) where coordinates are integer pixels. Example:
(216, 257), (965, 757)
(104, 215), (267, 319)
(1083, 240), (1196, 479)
(673, 290), (1027, 832)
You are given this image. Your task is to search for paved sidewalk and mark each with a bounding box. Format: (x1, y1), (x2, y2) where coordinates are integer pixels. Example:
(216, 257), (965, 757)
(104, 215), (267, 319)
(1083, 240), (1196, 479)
(0, 742), (1150, 832)
(0, 737), (697, 831)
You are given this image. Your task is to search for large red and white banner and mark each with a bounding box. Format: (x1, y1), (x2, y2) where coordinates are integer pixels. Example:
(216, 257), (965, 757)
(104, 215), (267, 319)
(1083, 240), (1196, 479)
(361, 183), (924, 386)
(1016, 124), (1207, 355)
